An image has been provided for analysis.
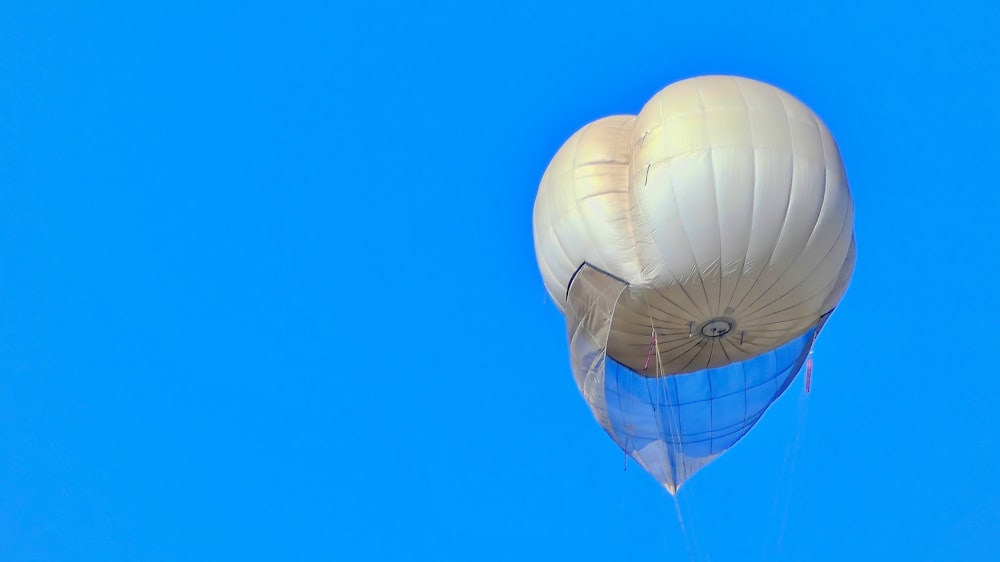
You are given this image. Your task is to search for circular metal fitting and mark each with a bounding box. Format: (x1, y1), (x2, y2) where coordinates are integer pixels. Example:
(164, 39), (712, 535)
(700, 319), (733, 338)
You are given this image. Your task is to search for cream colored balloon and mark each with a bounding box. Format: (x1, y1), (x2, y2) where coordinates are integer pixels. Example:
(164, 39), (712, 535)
(533, 75), (855, 376)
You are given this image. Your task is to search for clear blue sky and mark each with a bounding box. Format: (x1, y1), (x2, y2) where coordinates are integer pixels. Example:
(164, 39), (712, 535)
(0, 0), (997, 560)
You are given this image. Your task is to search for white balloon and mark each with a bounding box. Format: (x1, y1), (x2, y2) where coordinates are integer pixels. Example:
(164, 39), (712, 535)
(534, 76), (855, 375)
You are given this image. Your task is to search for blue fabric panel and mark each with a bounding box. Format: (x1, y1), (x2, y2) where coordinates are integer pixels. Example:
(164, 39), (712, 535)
(601, 328), (817, 490)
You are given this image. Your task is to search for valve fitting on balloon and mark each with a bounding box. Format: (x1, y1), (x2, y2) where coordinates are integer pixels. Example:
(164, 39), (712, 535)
(700, 318), (734, 338)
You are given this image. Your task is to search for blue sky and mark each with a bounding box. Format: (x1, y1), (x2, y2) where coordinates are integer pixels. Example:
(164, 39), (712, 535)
(0, 0), (998, 560)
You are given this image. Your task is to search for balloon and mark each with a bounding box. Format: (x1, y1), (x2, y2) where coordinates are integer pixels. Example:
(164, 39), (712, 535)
(533, 75), (855, 492)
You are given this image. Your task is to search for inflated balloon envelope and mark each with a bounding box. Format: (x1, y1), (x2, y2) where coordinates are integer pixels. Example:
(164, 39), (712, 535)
(533, 75), (855, 493)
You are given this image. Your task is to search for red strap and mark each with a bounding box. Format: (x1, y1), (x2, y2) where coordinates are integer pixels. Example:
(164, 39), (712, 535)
(643, 333), (657, 371)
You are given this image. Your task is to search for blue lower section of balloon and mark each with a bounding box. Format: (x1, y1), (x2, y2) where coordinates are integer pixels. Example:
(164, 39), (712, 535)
(603, 328), (816, 490)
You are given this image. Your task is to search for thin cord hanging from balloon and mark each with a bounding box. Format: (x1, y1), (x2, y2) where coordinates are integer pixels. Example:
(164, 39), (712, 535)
(763, 349), (814, 561)
(645, 302), (696, 562)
